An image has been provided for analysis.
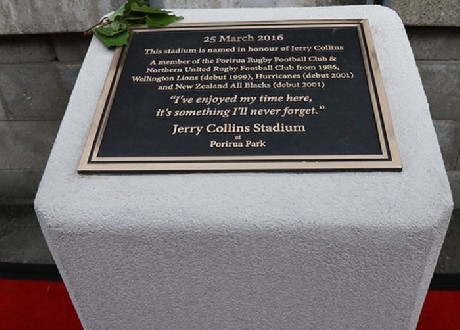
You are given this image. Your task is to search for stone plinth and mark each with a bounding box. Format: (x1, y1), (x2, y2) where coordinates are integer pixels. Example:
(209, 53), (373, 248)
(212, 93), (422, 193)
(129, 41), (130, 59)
(35, 6), (453, 329)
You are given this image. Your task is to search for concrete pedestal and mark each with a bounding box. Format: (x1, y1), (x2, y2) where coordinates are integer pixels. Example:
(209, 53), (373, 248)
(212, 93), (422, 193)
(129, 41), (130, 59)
(35, 6), (453, 329)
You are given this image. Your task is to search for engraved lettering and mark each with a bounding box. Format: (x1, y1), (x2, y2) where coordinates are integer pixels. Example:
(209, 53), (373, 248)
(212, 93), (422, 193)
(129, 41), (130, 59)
(219, 34), (255, 42)
(172, 124), (204, 136)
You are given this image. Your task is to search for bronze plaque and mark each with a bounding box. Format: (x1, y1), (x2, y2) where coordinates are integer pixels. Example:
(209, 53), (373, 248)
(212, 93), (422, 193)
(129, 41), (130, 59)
(79, 20), (401, 172)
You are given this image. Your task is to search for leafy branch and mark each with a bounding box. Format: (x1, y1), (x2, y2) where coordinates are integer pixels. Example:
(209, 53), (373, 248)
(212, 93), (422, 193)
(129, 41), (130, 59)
(87, 0), (183, 48)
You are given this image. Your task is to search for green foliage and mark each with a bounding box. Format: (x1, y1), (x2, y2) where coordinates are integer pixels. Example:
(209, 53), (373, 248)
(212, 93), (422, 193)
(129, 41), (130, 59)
(89, 0), (183, 48)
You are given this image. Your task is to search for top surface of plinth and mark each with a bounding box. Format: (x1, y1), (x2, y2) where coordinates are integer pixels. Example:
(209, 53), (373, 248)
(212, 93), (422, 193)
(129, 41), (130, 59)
(36, 6), (452, 233)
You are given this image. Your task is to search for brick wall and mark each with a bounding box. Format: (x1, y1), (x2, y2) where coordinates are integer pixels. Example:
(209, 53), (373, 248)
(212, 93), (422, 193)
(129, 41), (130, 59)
(0, 0), (458, 269)
(0, 34), (90, 204)
(408, 26), (460, 209)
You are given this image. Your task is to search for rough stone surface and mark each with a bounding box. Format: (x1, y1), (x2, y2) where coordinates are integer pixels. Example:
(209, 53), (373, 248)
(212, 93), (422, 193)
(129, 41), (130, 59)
(433, 120), (460, 171)
(0, 121), (59, 170)
(407, 27), (460, 61)
(391, 0), (460, 27)
(240, 0), (277, 6)
(0, 35), (54, 64)
(163, 0), (237, 8)
(0, 170), (43, 204)
(35, 7), (453, 329)
(449, 171), (460, 208)
(0, 204), (54, 264)
(435, 210), (460, 273)
(52, 34), (92, 62)
(0, 0), (459, 34)
(162, 0), (362, 8)
(57, 64), (83, 94)
(0, 64), (80, 121)
(0, 92), (7, 121)
(418, 61), (460, 121)
(0, 0), (124, 34)
(276, 0), (362, 5)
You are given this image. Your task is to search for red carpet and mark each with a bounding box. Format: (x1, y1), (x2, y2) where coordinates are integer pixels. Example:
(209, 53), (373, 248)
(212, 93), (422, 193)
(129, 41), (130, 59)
(0, 279), (82, 330)
(417, 290), (460, 330)
(0, 278), (458, 329)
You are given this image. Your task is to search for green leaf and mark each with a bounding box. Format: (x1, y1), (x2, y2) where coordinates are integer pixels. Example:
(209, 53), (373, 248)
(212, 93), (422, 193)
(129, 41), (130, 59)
(90, 0), (183, 48)
(146, 14), (182, 27)
(94, 29), (130, 48)
(95, 25), (128, 37)
(110, 21), (121, 30)
(124, 15), (147, 22)
(108, 4), (127, 21)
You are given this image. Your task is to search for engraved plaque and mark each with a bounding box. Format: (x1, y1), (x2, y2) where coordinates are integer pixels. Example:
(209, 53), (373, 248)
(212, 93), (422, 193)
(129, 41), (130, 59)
(79, 20), (401, 172)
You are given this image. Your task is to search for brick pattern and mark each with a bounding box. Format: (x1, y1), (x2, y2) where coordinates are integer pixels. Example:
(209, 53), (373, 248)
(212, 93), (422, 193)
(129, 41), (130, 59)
(0, 34), (90, 204)
(407, 27), (460, 61)
(435, 210), (460, 273)
(0, 0), (125, 34)
(0, 64), (80, 121)
(0, 35), (55, 64)
(392, 0), (460, 27)
(433, 121), (460, 171)
(0, 205), (54, 264)
(403, 28), (460, 214)
(419, 62), (460, 121)
(409, 26), (460, 272)
(0, 170), (42, 205)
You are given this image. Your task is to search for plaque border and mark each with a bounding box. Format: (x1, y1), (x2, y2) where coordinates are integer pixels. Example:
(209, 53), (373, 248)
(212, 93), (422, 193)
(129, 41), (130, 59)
(79, 20), (402, 172)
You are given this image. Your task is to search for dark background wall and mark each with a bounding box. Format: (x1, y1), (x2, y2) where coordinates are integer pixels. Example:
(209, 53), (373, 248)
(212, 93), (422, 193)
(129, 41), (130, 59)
(0, 0), (458, 272)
